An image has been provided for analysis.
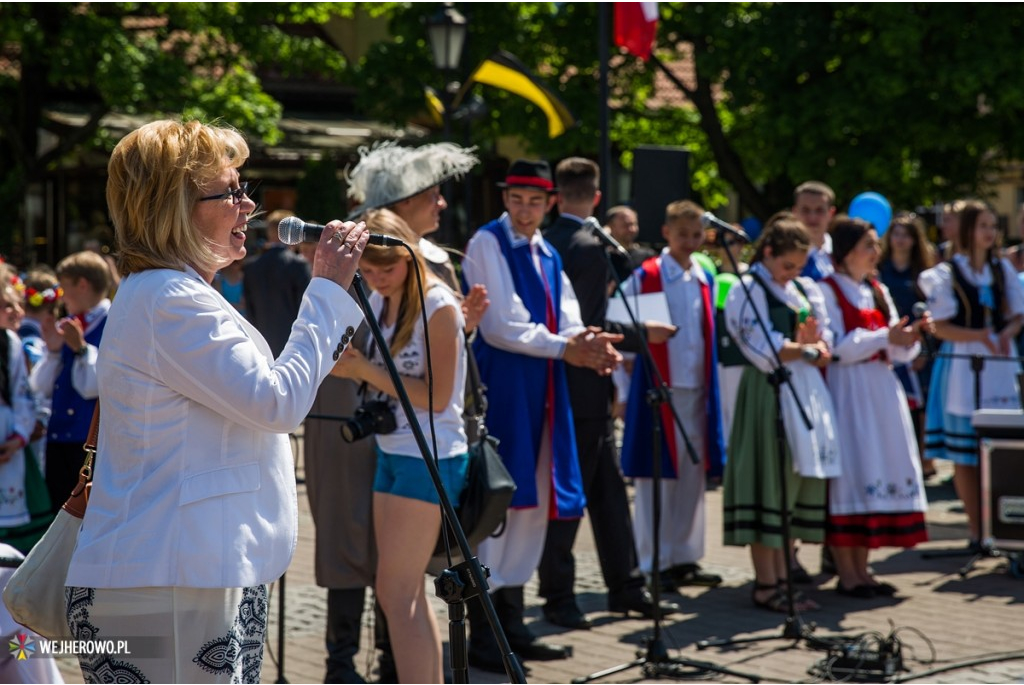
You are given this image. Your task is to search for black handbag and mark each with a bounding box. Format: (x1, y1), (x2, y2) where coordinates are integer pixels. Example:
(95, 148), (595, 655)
(435, 340), (516, 555)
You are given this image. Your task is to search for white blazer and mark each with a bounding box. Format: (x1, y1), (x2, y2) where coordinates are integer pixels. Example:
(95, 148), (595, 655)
(66, 266), (363, 589)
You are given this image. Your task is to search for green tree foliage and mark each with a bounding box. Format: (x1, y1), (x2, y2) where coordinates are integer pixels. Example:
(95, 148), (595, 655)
(295, 154), (345, 223)
(353, 2), (1024, 218)
(0, 2), (351, 248)
(662, 3), (1024, 214)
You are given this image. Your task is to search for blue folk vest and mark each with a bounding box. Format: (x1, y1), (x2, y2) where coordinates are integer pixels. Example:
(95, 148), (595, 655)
(471, 219), (585, 518)
(48, 317), (106, 443)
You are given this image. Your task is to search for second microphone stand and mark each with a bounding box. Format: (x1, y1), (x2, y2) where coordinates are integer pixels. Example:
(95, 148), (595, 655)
(351, 272), (526, 684)
(697, 228), (848, 653)
(574, 242), (757, 684)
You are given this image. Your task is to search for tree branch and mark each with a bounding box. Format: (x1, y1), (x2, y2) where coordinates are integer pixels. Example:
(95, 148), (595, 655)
(651, 52), (771, 219)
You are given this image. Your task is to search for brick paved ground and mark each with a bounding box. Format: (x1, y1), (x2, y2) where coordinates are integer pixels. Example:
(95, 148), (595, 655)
(56, 445), (1024, 684)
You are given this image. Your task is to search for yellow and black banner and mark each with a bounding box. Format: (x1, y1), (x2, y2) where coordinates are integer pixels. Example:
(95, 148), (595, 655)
(458, 50), (576, 138)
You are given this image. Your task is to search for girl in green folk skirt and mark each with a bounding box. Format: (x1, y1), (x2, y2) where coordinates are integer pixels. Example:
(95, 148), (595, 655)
(722, 213), (841, 613)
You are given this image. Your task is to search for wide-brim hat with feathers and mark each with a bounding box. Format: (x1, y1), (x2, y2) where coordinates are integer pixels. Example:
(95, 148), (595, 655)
(346, 141), (478, 218)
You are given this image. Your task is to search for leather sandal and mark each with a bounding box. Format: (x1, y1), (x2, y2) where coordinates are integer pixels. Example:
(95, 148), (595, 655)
(751, 582), (787, 612)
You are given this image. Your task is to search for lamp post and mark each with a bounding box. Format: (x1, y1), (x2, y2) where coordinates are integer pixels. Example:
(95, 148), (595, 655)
(426, 3), (468, 244)
(426, 3), (467, 143)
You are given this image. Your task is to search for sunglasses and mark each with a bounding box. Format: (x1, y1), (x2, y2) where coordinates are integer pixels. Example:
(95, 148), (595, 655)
(199, 181), (250, 205)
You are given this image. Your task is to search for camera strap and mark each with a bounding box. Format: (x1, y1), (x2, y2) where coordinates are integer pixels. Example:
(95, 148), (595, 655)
(360, 296), (402, 404)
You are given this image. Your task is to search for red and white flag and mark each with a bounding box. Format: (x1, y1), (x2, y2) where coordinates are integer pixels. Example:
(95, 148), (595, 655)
(614, 2), (659, 61)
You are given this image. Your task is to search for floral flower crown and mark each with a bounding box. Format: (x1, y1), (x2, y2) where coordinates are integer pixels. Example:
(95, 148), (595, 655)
(10, 275), (63, 308)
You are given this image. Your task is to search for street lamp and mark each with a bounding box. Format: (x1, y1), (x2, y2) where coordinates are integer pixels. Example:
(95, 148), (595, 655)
(426, 3), (467, 141)
(426, 3), (468, 244)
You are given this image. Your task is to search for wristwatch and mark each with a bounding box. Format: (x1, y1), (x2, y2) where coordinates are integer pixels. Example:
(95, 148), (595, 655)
(800, 345), (821, 363)
(74, 345), (89, 359)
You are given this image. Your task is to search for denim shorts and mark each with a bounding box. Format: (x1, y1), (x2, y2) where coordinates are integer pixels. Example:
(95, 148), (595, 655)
(373, 446), (469, 504)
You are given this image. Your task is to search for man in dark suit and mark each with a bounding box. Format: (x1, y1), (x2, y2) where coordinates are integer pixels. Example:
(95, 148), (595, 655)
(539, 157), (680, 629)
(243, 209), (312, 357)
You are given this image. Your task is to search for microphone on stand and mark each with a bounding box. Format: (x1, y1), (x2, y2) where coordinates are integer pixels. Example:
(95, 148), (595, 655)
(700, 212), (751, 243)
(584, 217), (631, 258)
(278, 216), (405, 247)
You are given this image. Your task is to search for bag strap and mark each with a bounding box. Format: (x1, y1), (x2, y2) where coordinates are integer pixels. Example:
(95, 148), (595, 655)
(62, 404), (99, 519)
(463, 331), (488, 438)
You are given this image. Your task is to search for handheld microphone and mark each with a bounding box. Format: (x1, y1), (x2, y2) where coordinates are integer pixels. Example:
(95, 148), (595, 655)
(912, 301), (935, 357)
(584, 217), (630, 257)
(278, 216), (405, 247)
(700, 212), (751, 243)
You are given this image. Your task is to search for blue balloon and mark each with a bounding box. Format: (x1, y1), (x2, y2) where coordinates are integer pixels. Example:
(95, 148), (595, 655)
(740, 216), (763, 241)
(848, 192), (892, 236)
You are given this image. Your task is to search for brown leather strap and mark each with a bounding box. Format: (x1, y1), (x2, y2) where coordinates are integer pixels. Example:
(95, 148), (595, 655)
(62, 405), (99, 519)
(85, 403), (100, 451)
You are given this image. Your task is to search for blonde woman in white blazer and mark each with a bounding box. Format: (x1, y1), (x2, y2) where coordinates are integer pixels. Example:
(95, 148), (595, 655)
(64, 119), (369, 684)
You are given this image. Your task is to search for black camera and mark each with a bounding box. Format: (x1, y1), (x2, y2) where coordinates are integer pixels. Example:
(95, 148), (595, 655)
(340, 400), (397, 443)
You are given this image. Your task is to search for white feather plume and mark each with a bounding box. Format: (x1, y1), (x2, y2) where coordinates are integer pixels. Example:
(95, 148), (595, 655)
(346, 141), (479, 210)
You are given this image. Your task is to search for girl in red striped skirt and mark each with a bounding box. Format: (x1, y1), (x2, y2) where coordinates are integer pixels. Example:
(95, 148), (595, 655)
(820, 216), (930, 598)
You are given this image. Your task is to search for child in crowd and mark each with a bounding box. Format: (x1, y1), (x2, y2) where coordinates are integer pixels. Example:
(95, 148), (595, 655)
(29, 251), (111, 513)
(0, 276), (42, 549)
(619, 199), (725, 591)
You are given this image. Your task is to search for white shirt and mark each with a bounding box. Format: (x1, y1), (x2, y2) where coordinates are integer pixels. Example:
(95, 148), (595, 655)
(463, 213), (585, 359)
(621, 250), (706, 388)
(368, 285), (468, 459)
(918, 254), (1024, 415)
(67, 266), (363, 589)
(724, 262), (833, 375)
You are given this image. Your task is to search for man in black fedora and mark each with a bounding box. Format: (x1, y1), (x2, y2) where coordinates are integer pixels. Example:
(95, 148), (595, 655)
(461, 159), (624, 672)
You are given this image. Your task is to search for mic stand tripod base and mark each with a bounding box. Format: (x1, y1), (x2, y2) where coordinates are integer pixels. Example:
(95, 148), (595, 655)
(572, 634), (762, 684)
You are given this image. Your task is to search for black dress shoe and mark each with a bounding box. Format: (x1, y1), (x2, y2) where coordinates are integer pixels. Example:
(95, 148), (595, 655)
(512, 639), (573, 661)
(670, 563), (723, 587)
(608, 589), (680, 618)
(543, 602), (593, 630)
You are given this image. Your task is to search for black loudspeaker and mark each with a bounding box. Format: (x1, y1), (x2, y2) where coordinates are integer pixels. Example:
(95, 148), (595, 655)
(630, 145), (690, 245)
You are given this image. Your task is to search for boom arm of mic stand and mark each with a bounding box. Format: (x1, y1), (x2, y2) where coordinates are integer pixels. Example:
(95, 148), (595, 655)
(604, 251), (699, 465)
(350, 273), (526, 684)
(716, 230), (813, 431)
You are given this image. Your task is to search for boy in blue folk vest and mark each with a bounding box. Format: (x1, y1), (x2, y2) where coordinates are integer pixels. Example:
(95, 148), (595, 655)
(30, 251), (111, 513)
(619, 199), (725, 593)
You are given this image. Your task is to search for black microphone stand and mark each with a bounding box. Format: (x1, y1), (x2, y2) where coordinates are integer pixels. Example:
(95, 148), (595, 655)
(697, 230), (849, 653)
(574, 247), (759, 684)
(350, 272), (526, 684)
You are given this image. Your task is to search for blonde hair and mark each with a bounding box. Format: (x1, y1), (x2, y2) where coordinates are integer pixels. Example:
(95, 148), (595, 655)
(359, 208), (439, 356)
(107, 119), (250, 276)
